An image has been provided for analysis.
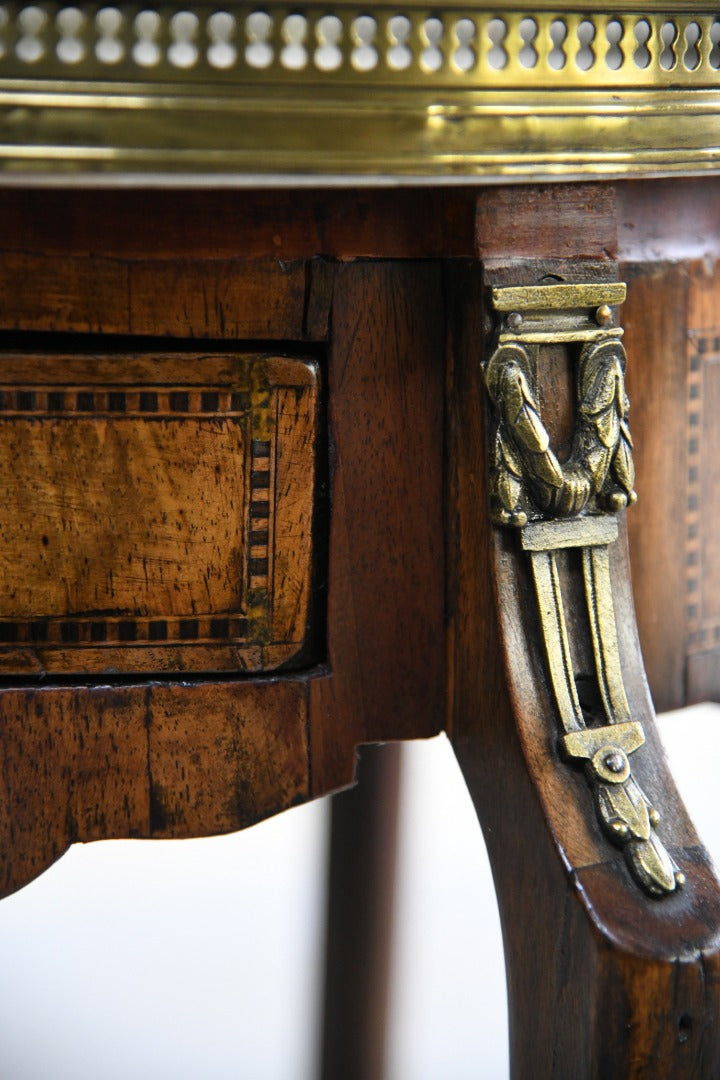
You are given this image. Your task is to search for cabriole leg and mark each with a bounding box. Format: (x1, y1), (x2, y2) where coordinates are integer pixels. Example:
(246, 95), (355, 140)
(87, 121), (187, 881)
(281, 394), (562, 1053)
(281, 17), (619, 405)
(447, 258), (720, 1078)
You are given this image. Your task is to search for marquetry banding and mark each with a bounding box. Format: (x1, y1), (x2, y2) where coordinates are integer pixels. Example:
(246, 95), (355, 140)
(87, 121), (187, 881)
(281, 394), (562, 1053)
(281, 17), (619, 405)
(249, 437), (273, 593)
(685, 331), (720, 652)
(0, 353), (320, 675)
(0, 386), (252, 416)
(0, 614), (251, 645)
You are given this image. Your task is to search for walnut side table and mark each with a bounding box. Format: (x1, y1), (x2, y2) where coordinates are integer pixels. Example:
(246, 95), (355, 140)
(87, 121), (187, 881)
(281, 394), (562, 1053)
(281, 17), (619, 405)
(0, 6), (719, 1076)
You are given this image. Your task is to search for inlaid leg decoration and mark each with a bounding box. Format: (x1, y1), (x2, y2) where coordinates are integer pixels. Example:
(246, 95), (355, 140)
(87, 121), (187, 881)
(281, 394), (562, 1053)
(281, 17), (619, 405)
(484, 282), (682, 898)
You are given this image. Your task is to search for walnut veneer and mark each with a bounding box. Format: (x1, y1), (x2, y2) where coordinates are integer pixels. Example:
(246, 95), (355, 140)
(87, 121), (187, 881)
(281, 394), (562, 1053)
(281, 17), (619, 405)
(0, 180), (718, 1078)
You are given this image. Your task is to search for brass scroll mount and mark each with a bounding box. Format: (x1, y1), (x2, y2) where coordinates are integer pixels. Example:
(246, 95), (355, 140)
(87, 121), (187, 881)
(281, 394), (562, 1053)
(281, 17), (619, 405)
(483, 281), (683, 899)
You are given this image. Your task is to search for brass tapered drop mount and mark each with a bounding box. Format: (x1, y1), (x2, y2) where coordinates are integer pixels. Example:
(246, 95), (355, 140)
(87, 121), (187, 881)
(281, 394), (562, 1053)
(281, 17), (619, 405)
(483, 280), (684, 898)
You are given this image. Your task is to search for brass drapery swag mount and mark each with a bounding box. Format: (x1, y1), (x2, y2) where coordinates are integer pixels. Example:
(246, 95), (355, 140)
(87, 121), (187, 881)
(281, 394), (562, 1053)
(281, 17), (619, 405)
(483, 281), (684, 898)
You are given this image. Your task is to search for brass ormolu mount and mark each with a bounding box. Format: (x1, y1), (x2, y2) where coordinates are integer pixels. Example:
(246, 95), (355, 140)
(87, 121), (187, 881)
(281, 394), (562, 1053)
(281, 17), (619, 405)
(483, 281), (683, 898)
(485, 282), (636, 527)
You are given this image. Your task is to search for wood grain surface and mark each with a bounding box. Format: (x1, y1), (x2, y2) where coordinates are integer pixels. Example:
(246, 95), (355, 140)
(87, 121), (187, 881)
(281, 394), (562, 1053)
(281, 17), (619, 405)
(684, 259), (720, 703)
(0, 352), (319, 674)
(475, 182), (618, 261)
(621, 254), (720, 709)
(0, 246), (447, 895)
(309, 260), (446, 795)
(0, 188), (477, 261)
(0, 254), (314, 340)
(0, 680), (308, 897)
(622, 263), (690, 712)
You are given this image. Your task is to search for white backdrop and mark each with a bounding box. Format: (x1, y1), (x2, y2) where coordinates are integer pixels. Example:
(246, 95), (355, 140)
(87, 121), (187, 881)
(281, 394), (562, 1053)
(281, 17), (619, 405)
(0, 706), (717, 1080)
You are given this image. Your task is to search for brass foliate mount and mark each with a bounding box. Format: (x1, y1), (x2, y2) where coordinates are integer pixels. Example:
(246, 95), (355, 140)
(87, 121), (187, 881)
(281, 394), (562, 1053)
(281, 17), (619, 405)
(483, 281), (683, 899)
(485, 282), (636, 527)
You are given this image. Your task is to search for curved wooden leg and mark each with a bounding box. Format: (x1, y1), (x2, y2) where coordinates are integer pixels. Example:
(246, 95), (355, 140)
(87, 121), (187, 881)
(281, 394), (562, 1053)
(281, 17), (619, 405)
(447, 261), (720, 1077)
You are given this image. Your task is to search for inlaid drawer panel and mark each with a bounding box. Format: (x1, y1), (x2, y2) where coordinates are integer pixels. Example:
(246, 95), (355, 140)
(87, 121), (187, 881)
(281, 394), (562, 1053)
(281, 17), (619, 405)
(0, 351), (320, 674)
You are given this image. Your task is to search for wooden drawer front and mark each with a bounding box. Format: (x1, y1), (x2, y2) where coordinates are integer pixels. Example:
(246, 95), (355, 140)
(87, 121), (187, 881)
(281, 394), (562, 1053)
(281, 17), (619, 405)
(0, 352), (319, 675)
